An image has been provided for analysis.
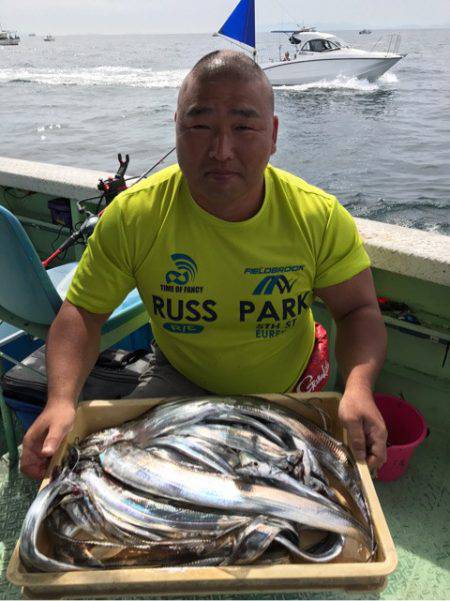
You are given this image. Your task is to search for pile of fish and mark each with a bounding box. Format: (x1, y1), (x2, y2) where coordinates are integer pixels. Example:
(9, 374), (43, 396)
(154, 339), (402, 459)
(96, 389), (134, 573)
(19, 396), (375, 571)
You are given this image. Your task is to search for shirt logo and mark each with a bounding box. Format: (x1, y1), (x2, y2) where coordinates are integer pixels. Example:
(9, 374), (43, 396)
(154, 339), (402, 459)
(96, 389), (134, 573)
(244, 264), (304, 275)
(163, 323), (204, 334)
(165, 253), (197, 285)
(253, 275), (295, 295)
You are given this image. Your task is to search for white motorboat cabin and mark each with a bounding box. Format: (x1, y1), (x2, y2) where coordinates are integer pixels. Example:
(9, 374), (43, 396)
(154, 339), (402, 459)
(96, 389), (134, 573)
(277, 31), (350, 57)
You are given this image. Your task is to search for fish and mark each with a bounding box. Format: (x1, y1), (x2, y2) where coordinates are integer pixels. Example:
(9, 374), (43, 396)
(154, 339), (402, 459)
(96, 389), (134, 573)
(175, 423), (301, 469)
(50, 525), (244, 568)
(275, 531), (345, 563)
(151, 434), (237, 474)
(78, 465), (249, 536)
(234, 453), (342, 510)
(19, 469), (84, 572)
(227, 516), (297, 565)
(148, 395), (372, 539)
(20, 395), (375, 571)
(202, 395), (373, 544)
(100, 442), (372, 549)
(79, 398), (230, 458)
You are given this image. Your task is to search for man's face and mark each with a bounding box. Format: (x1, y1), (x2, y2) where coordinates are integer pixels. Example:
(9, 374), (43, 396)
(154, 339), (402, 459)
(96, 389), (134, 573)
(175, 76), (278, 209)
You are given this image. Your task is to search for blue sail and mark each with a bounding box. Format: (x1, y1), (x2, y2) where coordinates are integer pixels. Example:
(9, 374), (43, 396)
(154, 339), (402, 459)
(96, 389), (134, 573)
(218, 0), (255, 49)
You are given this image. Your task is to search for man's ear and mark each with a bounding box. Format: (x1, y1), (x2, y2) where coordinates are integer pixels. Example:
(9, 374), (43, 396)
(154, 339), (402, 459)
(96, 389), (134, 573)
(271, 115), (279, 155)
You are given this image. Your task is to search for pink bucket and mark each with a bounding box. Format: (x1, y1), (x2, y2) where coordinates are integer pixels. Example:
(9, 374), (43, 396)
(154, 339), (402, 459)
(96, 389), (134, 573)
(374, 393), (428, 481)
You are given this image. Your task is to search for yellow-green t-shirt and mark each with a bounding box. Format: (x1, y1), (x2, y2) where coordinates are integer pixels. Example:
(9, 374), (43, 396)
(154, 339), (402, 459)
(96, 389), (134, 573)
(66, 163), (370, 394)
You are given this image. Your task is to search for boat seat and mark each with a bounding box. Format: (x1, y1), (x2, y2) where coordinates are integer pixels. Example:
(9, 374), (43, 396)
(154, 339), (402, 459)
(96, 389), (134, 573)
(45, 262), (146, 342)
(0, 205), (148, 465)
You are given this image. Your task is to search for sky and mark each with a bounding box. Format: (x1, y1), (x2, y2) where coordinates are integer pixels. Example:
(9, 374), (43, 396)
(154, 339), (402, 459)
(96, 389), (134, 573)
(2, 0), (450, 35)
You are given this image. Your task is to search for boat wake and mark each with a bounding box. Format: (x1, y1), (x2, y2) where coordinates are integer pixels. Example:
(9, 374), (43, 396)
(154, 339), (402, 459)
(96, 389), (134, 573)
(0, 67), (399, 92)
(274, 72), (398, 92)
(379, 72), (398, 84)
(0, 66), (188, 88)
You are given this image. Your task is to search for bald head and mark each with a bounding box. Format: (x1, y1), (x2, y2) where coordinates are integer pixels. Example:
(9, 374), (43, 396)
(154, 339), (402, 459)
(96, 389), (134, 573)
(175, 49), (278, 219)
(178, 50), (274, 113)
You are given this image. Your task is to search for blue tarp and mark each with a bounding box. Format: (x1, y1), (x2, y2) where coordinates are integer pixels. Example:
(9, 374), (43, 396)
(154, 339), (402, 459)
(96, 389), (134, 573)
(218, 0), (255, 49)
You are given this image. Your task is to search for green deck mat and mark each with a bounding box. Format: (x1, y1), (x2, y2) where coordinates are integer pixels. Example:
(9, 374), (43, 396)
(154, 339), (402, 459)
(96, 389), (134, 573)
(1, 421), (449, 600)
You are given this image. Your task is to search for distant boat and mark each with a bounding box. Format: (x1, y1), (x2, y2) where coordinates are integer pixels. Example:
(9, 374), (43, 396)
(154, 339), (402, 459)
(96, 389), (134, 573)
(359, 29), (372, 35)
(28, 33), (36, 37)
(44, 34), (55, 42)
(0, 23), (20, 46)
(216, 0), (403, 85)
(294, 26), (316, 33)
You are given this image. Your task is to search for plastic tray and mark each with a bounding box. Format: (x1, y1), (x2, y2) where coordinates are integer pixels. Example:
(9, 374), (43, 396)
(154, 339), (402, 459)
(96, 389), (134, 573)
(7, 393), (397, 598)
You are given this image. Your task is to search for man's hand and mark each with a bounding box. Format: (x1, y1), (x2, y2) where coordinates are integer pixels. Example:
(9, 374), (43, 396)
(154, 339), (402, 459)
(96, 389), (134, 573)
(338, 387), (387, 471)
(20, 300), (109, 480)
(316, 269), (388, 471)
(20, 404), (76, 480)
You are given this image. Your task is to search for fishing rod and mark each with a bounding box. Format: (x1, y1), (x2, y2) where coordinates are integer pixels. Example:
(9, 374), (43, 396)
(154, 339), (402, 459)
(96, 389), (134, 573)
(42, 146), (176, 269)
(75, 146), (176, 215)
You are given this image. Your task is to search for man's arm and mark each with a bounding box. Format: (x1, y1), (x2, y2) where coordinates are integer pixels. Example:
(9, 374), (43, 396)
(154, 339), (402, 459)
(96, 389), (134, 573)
(315, 268), (388, 470)
(20, 300), (110, 479)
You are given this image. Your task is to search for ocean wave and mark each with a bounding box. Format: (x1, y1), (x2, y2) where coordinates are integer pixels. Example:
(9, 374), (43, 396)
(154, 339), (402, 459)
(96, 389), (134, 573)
(347, 199), (450, 234)
(36, 124), (62, 132)
(393, 217), (449, 235)
(8, 78), (33, 84)
(346, 195), (450, 213)
(0, 66), (188, 88)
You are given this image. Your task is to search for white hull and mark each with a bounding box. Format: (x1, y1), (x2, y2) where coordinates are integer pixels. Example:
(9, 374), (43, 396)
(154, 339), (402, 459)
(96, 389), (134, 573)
(262, 55), (402, 86)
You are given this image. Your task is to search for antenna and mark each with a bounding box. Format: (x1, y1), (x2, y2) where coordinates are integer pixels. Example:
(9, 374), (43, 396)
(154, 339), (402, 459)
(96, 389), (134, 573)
(272, 0), (301, 29)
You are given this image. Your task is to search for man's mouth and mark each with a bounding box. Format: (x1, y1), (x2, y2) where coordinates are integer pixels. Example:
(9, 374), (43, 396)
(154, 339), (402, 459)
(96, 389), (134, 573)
(205, 170), (240, 180)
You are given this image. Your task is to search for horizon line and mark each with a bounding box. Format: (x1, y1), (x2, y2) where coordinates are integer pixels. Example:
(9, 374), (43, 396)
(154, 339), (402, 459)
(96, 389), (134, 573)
(21, 25), (450, 36)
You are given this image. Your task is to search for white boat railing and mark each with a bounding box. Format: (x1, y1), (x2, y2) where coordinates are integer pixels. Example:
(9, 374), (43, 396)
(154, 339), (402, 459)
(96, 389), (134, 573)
(386, 33), (401, 56)
(370, 33), (401, 56)
(0, 156), (448, 287)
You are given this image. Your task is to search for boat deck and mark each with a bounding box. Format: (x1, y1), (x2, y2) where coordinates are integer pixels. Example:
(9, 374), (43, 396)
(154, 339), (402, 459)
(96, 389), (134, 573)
(1, 398), (449, 600)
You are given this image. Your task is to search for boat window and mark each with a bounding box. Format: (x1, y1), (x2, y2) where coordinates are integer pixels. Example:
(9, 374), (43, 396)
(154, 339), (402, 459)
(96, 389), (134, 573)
(328, 40), (341, 50)
(331, 37), (349, 48)
(307, 39), (334, 52)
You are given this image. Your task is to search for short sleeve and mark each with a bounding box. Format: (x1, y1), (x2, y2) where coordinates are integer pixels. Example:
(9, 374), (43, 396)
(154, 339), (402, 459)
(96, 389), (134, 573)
(314, 197), (371, 289)
(66, 199), (135, 313)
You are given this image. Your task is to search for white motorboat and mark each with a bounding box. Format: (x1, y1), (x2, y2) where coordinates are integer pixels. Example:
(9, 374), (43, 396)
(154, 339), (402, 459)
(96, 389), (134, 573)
(216, 0), (403, 86)
(44, 34), (55, 42)
(0, 24), (20, 46)
(263, 30), (403, 85)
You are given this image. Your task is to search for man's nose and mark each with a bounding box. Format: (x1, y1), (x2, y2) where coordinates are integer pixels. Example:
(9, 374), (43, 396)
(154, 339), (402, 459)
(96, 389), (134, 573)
(208, 130), (234, 162)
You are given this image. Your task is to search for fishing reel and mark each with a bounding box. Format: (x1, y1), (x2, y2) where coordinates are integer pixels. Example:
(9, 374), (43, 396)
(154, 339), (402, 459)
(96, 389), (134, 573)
(97, 153), (130, 206)
(42, 146), (175, 269)
(42, 154), (130, 268)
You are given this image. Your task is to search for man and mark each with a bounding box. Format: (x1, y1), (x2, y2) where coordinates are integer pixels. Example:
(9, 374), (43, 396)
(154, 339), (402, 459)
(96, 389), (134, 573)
(21, 50), (387, 481)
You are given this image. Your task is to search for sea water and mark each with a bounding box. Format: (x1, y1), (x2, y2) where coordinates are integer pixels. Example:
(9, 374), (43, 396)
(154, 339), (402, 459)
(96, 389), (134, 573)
(1, 29), (449, 234)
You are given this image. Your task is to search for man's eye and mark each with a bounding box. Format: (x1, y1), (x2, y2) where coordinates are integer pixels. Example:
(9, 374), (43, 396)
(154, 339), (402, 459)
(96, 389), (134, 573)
(236, 125), (253, 131)
(191, 124), (210, 130)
